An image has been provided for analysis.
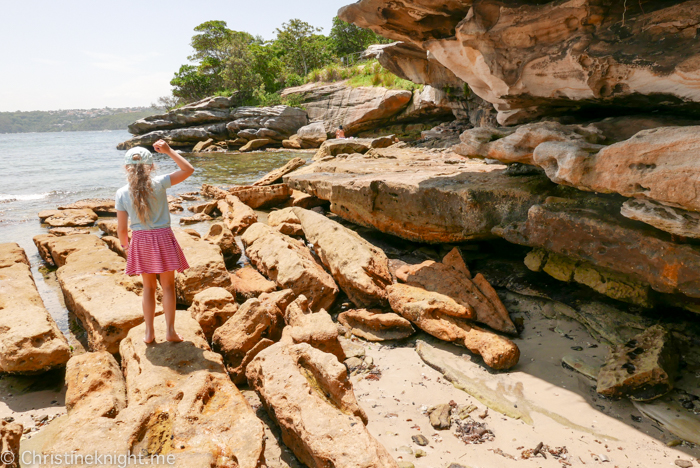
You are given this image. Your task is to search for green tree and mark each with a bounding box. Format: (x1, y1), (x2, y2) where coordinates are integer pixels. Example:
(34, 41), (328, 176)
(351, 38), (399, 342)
(275, 19), (331, 76)
(170, 65), (216, 103)
(220, 31), (262, 100)
(328, 17), (392, 59)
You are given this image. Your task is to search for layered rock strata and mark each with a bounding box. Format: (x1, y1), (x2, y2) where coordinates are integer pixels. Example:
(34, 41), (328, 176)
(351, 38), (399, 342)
(0, 243), (70, 373)
(337, 309), (415, 341)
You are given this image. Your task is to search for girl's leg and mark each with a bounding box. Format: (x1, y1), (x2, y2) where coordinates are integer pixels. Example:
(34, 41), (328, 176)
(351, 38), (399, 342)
(159, 270), (183, 342)
(141, 273), (157, 344)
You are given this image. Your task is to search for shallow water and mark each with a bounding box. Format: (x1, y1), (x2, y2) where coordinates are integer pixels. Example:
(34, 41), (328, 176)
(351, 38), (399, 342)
(0, 129), (310, 339)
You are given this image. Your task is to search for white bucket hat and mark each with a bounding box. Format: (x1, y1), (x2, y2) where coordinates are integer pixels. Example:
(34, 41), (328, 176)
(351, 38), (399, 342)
(124, 147), (154, 165)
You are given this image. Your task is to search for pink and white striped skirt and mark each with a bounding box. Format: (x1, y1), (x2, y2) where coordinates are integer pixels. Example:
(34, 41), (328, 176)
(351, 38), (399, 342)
(125, 227), (189, 276)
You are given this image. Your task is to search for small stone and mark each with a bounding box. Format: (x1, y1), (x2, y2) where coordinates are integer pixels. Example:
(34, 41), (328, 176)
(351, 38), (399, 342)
(2, 416), (14, 423)
(345, 357), (364, 371)
(448, 464), (469, 468)
(428, 403), (451, 430)
(414, 449), (427, 458)
(411, 434), (429, 446)
(397, 462), (415, 468)
(396, 446), (413, 455)
(675, 460), (693, 468)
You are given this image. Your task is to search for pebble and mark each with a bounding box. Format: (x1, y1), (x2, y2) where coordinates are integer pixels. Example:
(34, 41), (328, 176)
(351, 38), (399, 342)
(675, 460), (693, 468)
(397, 462), (415, 468)
(412, 434), (429, 446)
(397, 446), (413, 455)
(2, 416), (14, 423)
(415, 449), (427, 458)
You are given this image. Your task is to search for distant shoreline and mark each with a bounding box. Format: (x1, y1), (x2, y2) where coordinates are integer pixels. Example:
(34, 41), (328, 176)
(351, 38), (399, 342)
(0, 108), (159, 134)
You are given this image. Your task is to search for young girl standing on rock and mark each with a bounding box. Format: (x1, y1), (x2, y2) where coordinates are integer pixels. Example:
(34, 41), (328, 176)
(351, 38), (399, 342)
(116, 139), (194, 344)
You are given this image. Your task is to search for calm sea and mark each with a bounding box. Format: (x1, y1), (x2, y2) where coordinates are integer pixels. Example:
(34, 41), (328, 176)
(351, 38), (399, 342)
(0, 129), (308, 345)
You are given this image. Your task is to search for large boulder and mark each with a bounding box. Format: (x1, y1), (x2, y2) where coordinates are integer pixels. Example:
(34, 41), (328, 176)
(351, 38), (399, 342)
(246, 342), (397, 468)
(0, 243), (70, 373)
(386, 283), (520, 370)
(128, 96), (235, 134)
(187, 287), (238, 340)
(292, 208), (392, 307)
(241, 223), (339, 312)
(281, 295), (346, 362)
(216, 195), (258, 234)
(33, 234), (148, 353)
(337, 309), (415, 342)
(282, 82), (412, 135)
(38, 208), (98, 227)
(173, 230), (232, 305)
(1, 420), (22, 468)
(621, 199), (700, 239)
(229, 266), (278, 302)
(314, 135), (394, 160)
(285, 147), (554, 243)
(340, 0), (700, 125)
(212, 290), (294, 383)
(228, 184), (292, 209)
(253, 157), (306, 186)
(25, 314), (266, 468)
(283, 122), (328, 149)
(203, 222), (241, 266)
(58, 198), (116, 216)
(267, 207), (303, 236)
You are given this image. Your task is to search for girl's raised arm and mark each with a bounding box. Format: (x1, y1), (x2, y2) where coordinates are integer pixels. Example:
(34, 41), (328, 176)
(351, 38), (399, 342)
(153, 139), (194, 186)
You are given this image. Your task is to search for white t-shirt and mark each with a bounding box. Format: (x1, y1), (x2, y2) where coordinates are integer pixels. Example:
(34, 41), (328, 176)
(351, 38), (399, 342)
(115, 174), (172, 231)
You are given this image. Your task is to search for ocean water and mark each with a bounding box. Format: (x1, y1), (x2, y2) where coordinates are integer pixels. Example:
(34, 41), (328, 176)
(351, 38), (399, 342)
(0, 130), (309, 344)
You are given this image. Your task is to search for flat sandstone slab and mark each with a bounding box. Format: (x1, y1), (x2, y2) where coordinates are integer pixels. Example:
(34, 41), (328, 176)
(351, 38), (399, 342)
(0, 243), (70, 373)
(285, 148), (554, 243)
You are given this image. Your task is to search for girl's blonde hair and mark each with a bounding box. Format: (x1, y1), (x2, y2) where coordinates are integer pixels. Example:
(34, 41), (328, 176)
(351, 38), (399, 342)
(126, 164), (155, 224)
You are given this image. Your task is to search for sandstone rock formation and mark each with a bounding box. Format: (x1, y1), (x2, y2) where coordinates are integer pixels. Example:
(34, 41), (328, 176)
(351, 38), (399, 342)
(212, 290), (294, 383)
(33, 234), (149, 353)
(179, 212), (213, 225)
(242, 223), (338, 311)
(58, 198), (116, 216)
(282, 81), (412, 135)
(283, 122), (328, 149)
(253, 157), (306, 186)
(281, 295), (346, 361)
(293, 207), (392, 307)
(173, 230), (232, 305)
(246, 342), (397, 468)
(38, 208), (98, 227)
(314, 135), (394, 160)
(621, 199), (700, 239)
(285, 147), (553, 243)
(26, 314), (265, 468)
(227, 184), (292, 209)
(0, 243), (70, 373)
(387, 283), (520, 370)
(597, 325), (679, 401)
(339, 0), (700, 125)
(239, 138), (273, 152)
(337, 309), (415, 341)
(267, 207), (303, 236)
(187, 287), (238, 340)
(119, 103), (307, 150)
(204, 222), (241, 266)
(216, 194), (258, 234)
(0, 420), (22, 468)
(229, 266), (278, 302)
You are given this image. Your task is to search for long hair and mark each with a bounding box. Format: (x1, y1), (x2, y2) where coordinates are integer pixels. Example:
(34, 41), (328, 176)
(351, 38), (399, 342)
(126, 164), (156, 224)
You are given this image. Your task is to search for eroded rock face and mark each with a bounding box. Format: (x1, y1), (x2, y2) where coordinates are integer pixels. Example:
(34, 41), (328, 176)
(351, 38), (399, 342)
(26, 314), (265, 468)
(118, 104), (307, 150)
(242, 223), (338, 312)
(38, 208), (98, 227)
(293, 208), (392, 307)
(229, 266), (277, 302)
(337, 309), (415, 341)
(282, 82), (412, 135)
(173, 230), (232, 306)
(597, 325), (679, 401)
(64, 351), (126, 418)
(267, 207), (304, 236)
(500, 204), (700, 299)
(216, 195), (258, 235)
(285, 148), (554, 243)
(281, 295), (346, 362)
(58, 198), (116, 216)
(187, 287), (238, 340)
(621, 199), (700, 238)
(340, 0), (700, 125)
(33, 234), (147, 353)
(212, 290), (293, 383)
(283, 122), (328, 149)
(314, 135), (395, 160)
(387, 283), (520, 370)
(1, 420), (22, 468)
(0, 243), (70, 373)
(246, 342), (397, 468)
(228, 184), (292, 209)
(204, 222), (241, 266)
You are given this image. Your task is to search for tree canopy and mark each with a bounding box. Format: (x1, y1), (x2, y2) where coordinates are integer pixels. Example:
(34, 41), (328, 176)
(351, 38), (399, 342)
(165, 17), (392, 108)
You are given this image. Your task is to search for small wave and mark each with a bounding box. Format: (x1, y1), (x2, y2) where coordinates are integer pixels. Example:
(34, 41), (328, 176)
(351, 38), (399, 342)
(0, 193), (50, 203)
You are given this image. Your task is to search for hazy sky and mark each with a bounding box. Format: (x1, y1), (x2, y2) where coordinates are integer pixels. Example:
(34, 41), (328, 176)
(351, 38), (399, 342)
(1, 0), (352, 112)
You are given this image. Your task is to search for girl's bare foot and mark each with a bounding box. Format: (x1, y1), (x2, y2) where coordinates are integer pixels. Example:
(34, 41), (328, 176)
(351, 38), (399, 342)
(144, 330), (155, 344)
(166, 332), (183, 343)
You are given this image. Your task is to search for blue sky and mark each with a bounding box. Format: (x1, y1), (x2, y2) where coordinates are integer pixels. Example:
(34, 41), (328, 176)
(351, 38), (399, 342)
(1, 0), (351, 112)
